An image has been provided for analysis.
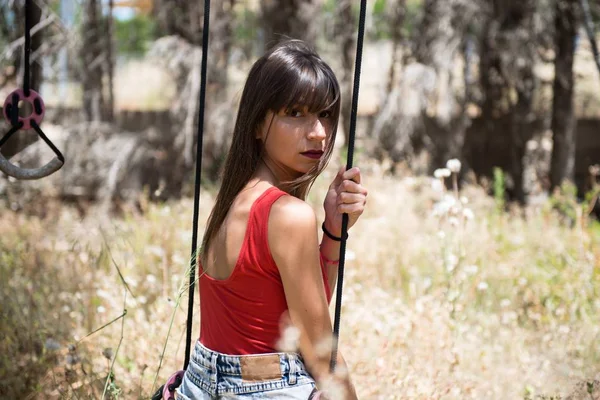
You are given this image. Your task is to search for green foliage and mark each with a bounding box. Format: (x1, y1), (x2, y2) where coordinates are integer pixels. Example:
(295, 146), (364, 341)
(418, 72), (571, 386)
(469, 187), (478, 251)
(371, 0), (389, 39)
(493, 167), (506, 211)
(548, 180), (579, 223)
(233, 7), (259, 59)
(404, 0), (424, 38)
(0, 232), (69, 397)
(114, 14), (157, 56)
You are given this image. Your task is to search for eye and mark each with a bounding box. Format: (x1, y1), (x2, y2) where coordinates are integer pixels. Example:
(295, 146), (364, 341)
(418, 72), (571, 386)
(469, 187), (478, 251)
(319, 110), (332, 118)
(286, 108), (304, 117)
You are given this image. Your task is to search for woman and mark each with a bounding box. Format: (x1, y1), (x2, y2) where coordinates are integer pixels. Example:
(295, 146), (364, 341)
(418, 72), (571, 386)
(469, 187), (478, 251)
(176, 39), (367, 399)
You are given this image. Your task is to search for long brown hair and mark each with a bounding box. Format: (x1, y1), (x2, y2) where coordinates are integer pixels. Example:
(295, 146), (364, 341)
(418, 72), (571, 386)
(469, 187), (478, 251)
(200, 39), (341, 264)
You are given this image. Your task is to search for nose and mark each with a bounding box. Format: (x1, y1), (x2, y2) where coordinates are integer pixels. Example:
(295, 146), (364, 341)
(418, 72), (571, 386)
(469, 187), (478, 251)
(307, 117), (327, 141)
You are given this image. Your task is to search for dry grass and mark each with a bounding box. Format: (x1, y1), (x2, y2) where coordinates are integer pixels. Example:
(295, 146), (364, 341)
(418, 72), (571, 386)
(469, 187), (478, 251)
(1, 156), (600, 399)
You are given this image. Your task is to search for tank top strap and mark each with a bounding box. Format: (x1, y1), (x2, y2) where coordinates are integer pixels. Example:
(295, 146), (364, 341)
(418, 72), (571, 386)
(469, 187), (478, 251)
(246, 186), (288, 271)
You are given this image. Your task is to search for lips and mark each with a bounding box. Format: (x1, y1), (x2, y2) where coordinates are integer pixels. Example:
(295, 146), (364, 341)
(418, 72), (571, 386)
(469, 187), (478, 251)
(301, 150), (324, 159)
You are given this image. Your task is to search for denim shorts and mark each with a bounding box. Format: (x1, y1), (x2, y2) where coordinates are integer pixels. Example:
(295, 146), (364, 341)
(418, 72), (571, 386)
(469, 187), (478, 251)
(175, 341), (317, 399)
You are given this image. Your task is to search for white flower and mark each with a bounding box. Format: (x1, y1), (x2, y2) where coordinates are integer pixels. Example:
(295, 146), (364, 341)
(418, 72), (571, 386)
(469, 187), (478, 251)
(477, 281), (489, 291)
(464, 265), (478, 275)
(460, 196), (469, 204)
(423, 277), (432, 290)
(432, 194), (456, 216)
(463, 208), (474, 220)
(431, 179), (444, 193)
(500, 299), (511, 308)
(446, 159), (462, 173)
(97, 306), (106, 313)
(446, 253), (458, 267)
(446, 253), (459, 272)
(319, 376), (348, 400)
(449, 216), (459, 227)
(276, 325), (301, 352)
(558, 325), (570, 334)
(434, 168), (451, 179)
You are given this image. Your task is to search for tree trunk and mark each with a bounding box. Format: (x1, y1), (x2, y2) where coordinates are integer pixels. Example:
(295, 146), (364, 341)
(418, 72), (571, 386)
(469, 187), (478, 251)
(260, 0), (322, 48)
(203, 0), (236, 180)
(105, 0), (115, 122)
(27, 0), (43, 92)
(80, 0), (106, 122)
(334, 0), (355, 146)
(550, 0), (578, 190)
(479, 0), (538, 204)
(152, 0), (204, 44)
(414, 0), (479, 169)
(386, 0), (406, 94)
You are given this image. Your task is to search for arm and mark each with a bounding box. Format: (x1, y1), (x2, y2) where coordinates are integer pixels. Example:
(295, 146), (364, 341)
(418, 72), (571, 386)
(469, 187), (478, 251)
(319, 225), (341, 292)
(269, 197), (357, 399)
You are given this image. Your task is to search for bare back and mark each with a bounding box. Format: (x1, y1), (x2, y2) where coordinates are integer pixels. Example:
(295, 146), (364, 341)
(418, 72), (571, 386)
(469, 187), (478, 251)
(202, 182), (274, 280)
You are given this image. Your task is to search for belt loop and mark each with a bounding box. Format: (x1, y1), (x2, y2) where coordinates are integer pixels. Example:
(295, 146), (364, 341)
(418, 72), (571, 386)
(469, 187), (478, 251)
(287, 354), (297, 385)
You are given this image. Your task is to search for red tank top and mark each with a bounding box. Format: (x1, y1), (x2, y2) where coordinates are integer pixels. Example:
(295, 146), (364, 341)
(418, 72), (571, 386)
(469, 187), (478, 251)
(199, 186), (332, 355)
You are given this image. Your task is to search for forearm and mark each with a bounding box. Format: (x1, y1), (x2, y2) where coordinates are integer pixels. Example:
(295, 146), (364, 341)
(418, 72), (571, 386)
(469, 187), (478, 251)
(319, 232), (340, 290)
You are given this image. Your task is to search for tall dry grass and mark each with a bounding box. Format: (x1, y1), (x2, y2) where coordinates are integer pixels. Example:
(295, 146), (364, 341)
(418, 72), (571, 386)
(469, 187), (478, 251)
(1, 157), (599, 399)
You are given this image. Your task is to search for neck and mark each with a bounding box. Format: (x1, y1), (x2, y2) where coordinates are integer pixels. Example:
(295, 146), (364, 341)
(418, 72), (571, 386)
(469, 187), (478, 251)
(252, 158), (301, 187)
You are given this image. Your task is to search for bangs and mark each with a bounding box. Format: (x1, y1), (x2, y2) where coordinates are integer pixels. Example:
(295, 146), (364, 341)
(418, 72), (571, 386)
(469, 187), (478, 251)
(270, 62), (340, 114)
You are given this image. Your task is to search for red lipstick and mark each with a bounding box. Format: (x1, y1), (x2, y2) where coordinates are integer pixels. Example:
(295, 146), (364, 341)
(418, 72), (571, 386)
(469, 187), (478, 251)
(301, 150), (324, 159)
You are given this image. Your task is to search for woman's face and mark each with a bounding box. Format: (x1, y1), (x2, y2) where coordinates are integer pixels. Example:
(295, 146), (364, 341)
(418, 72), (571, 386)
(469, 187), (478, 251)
(257, 106), (334, 181)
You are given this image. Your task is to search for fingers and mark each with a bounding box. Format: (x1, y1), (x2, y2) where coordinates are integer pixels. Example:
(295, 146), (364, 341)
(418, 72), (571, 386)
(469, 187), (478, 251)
(335, 179), (368, 196)
(337, 192), (366, 205)
(332, 166), (361, 186)
(332, 165), (346, 186)
(337, 202), (365, 215)
(342, 167), (361, 184)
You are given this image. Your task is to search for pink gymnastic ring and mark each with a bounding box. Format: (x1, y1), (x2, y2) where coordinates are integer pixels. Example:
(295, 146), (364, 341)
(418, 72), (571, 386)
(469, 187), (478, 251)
(162, 370), (185, 400)
(3, 88), (45, 130)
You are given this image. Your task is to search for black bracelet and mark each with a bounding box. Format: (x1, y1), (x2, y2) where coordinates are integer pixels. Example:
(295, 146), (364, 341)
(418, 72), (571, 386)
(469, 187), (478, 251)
(322, 222), (348, 241)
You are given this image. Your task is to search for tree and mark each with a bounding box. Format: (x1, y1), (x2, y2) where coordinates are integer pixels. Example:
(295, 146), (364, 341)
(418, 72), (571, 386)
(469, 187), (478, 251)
(413, 0), (480, 169)
(260, 0), (322, 48)
(334, 0), (355, 146)
(152, 0), (204, 44)
(386, 0), (407, 94)
(479, 0), (539, 203)
(80, 0), (107, 121)
(148, 0), (236, 182)
(550, 0), (579, 190)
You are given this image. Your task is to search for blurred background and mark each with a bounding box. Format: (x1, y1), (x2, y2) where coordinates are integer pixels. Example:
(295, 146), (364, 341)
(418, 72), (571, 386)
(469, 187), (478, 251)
(1, 0), (600, 399)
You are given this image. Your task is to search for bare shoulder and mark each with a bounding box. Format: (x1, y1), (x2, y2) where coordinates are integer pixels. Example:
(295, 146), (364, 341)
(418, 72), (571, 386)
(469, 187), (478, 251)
(269, 195), (318, 237)
(268, 194), (321, 280)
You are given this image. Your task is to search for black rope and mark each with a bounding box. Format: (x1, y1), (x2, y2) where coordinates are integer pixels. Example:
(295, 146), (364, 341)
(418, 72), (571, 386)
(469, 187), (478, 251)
(31, 120), (65, 162)
(0, 123), (23, 148)
(330, 0), (367, 373)
(184, 0), (210, 370)
(23, 0), (32, 96)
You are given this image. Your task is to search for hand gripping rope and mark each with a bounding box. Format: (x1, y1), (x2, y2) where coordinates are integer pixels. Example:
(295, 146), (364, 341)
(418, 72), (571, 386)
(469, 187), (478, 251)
(0, 0), (64, 180)
(153, 0), (366, 398)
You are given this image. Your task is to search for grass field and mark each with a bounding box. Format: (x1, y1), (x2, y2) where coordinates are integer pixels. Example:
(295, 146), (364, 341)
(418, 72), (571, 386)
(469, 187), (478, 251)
(1, 155), (599, 399)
